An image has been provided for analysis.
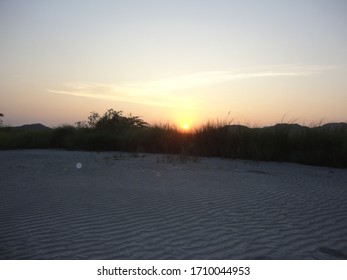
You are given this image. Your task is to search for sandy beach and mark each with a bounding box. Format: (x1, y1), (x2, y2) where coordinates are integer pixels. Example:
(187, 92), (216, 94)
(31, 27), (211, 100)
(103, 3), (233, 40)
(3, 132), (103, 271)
(0, 150), (346, 259)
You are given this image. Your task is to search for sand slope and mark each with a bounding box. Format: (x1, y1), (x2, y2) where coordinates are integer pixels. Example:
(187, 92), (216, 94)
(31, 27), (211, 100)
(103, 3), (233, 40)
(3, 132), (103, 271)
(1, 150), (347, 259)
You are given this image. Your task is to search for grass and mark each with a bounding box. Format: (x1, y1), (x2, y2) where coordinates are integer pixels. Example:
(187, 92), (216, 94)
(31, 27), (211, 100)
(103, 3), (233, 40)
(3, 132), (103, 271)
(0, 127), (53, 149)
(1, 112), (346, 168)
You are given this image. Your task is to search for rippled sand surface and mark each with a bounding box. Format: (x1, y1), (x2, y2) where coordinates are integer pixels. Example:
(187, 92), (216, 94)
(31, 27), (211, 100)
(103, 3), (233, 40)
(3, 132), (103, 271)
(1, 150), (347, 259)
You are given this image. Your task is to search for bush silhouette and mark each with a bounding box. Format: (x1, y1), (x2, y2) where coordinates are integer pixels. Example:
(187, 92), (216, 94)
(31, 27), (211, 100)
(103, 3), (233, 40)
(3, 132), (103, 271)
(87, 109), (148, 131)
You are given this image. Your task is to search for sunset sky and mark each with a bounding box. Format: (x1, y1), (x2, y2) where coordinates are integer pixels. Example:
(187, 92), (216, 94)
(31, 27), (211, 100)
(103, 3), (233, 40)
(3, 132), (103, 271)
(1, 0), (346, 129)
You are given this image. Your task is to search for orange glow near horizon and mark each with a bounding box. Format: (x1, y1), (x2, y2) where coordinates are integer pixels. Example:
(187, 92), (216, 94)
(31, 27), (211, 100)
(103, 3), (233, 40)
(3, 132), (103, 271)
(176, 111), (196, 133)
(181, 122), (190, 132)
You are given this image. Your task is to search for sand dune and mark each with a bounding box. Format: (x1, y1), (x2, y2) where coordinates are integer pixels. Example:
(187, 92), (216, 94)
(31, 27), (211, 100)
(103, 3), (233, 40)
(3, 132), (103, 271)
(0, 150), (347, 259)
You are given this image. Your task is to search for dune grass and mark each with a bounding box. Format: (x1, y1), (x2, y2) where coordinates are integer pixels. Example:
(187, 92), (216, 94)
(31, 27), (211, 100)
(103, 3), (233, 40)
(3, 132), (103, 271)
(1, 110), (346, 168)
(0, 127), (53, 149)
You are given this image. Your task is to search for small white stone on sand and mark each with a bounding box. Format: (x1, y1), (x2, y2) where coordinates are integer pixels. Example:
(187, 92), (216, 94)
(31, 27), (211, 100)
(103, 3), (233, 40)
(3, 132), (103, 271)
(76, 163), (82, 169)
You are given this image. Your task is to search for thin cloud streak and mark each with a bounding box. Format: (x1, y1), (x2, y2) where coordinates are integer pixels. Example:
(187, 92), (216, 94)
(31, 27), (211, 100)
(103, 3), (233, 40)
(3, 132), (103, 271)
(48, 65), (332, 108)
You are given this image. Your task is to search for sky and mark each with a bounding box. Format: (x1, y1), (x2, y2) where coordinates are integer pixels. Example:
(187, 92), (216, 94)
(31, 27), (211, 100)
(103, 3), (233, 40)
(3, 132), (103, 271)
(1, 0), (347, 129)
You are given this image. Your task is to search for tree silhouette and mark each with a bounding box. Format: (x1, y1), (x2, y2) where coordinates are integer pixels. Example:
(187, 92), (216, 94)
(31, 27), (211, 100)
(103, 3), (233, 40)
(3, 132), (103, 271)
(77, 109), (148, 131)
(87, 111), (100, 128)
(0, 113), (4, 127)
(94, 109), (148, 131)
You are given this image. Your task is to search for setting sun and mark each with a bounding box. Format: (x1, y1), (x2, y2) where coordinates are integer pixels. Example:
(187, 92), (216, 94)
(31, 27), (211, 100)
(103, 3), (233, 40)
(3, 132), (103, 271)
(181, 123), (190, 132)
(176, 111), (195, 132)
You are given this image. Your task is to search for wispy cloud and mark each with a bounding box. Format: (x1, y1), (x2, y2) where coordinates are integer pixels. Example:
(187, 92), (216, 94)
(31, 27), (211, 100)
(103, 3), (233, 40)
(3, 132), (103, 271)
(48, 65), (332, 108)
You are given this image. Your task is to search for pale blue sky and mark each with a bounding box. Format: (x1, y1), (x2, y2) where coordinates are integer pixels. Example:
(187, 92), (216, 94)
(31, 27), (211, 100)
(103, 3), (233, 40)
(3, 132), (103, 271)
(1, 0), (346, 127)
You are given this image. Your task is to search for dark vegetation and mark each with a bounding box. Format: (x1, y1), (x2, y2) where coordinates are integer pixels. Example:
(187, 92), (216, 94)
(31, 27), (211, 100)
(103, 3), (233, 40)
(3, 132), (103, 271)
(0, 113), (4, 127)
(1, 110), (347, 168)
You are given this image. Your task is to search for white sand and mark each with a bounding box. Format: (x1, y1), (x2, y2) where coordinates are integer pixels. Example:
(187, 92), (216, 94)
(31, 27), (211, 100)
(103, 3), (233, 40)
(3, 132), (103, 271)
(0, 150), (347, 259)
